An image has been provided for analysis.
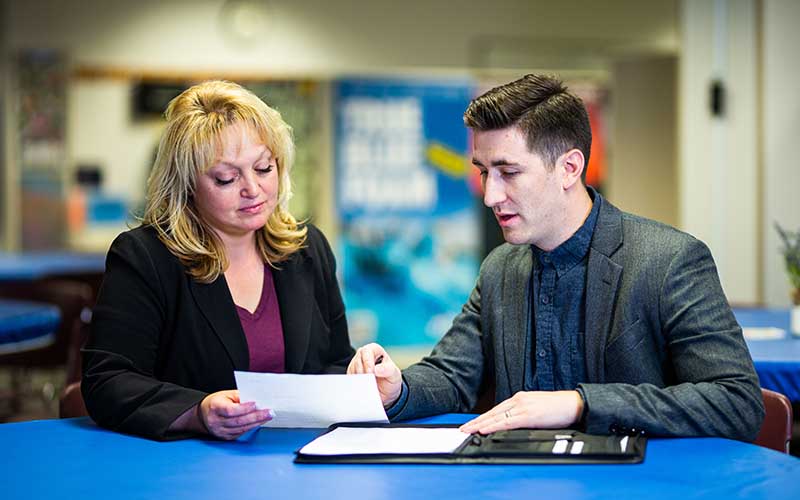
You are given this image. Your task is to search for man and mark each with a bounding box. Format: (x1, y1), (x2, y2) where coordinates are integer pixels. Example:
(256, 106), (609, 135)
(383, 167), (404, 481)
(348, 74), (764, 440)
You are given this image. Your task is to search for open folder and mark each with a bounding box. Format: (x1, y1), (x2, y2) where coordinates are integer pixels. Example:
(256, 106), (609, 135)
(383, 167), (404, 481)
(295, 424), (647, 464)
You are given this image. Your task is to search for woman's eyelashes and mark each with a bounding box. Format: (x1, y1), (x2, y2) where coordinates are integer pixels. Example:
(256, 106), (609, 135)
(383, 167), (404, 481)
(213, 164), (274, 185)
(255, 164), (274, 175)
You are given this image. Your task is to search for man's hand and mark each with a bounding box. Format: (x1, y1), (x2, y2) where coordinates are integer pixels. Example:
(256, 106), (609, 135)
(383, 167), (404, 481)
(347, 343), (402, 408)
(459, 390), (584, 434)
(198, 390), (274, 440)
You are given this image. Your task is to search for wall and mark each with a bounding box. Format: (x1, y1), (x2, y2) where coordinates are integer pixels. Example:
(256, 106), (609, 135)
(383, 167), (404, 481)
(679, 0), (759, 305)
(0, 0), (4, 247)
(68, 80), (163, 202)
(1, 0), (15, 250)
(762, 0), (800, 306)
(6, 0), (679, 75)
(1, 1), (796, 304)
(678, 0), (800, 306)
(609, 56), (677, 227)
(1, 0), (682, 251)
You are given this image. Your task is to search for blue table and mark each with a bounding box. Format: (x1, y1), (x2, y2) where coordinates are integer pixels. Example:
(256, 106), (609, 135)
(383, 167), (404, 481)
(0, 299), (60, 355)
(1, 414), (798, 500)
(0, 252), (105, 282)
(735, 308), (800, 402)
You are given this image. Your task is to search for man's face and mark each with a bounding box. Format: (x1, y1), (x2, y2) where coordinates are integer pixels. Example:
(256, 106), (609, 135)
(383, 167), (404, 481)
(472, 126), (564, 249)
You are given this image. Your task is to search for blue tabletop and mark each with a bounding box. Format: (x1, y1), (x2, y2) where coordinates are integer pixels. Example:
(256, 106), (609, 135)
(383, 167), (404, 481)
(734, 308), (800, 402)
(0, 299), (60, 354)
(0, 251), (105, 281)
(2, 414), (798, 500)
(735, 308), (792, 332)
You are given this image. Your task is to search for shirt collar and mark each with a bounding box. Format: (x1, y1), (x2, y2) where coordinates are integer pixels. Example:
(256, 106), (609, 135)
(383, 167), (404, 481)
(532, 186), (601, 276)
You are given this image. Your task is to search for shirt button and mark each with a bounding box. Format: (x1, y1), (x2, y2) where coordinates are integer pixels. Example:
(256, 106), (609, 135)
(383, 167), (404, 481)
(538, 350), (546, 358)
(542, 255), (551, 264)
(541, 295), (550, 305)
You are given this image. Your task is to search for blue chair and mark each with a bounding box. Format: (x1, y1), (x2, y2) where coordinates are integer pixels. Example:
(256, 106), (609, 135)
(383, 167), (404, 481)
(0, 280), (93, 417)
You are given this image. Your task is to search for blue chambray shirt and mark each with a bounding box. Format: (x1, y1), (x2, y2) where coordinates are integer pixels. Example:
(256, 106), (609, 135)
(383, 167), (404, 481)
(523, 187), (600, 392)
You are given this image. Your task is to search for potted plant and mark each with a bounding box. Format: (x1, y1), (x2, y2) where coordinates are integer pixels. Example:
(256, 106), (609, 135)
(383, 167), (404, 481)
(775, 223), (800, 335)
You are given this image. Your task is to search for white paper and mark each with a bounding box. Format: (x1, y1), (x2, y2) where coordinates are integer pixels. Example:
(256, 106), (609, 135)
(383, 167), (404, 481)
(742, 327), (786, 340)
(234, 372), (389, 428)
(299, 427), (470, 456)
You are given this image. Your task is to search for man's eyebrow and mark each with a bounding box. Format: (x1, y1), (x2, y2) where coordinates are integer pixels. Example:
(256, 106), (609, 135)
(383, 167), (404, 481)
(471, 158), (518, 167)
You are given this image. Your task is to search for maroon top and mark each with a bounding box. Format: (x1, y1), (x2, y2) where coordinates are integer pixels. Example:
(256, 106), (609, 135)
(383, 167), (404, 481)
(235, 266), (285, 373)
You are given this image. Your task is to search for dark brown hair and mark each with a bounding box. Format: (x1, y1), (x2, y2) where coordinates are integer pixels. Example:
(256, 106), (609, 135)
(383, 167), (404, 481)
(464, 74), (592, 182)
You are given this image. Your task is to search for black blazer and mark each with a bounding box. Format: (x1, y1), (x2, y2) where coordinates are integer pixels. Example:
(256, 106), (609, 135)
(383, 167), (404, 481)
(82, 224), (354, 440)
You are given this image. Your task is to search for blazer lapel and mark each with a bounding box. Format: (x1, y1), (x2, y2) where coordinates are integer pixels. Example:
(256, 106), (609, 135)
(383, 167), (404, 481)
(502, 246), (533, 394)
(272, 250), (313, 373)
(189, 275), (250, 370)
(584, 199), (624, 383)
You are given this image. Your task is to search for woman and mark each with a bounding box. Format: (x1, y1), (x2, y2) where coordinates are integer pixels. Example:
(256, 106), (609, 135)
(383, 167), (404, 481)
(82, 81), (354, 441)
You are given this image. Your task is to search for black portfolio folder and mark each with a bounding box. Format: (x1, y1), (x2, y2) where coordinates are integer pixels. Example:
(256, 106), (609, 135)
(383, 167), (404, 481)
(294, 423), (647, 464)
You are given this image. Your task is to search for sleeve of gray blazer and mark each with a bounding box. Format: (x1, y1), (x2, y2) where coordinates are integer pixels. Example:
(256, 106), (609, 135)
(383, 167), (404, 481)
(579, 238), (765, 441)
(390, 267), (489, 421)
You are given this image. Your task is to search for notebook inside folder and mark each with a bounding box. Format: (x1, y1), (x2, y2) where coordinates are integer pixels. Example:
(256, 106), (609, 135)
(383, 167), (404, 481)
(294, 423), (647, 464)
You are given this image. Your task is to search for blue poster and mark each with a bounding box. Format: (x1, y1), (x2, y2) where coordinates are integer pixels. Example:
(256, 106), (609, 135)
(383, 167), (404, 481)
(335, 79), (479, 351)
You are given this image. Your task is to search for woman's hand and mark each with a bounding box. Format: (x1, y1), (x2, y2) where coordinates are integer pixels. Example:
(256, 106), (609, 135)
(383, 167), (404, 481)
(347, 343), (402, 408)
(198, 390), (274, 440)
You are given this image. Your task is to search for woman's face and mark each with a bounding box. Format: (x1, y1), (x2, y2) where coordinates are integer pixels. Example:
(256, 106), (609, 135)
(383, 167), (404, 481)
(194, 124), (279, 244)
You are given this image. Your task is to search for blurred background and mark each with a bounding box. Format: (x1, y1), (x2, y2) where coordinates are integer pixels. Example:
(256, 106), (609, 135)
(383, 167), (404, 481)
(0, 0), (798, 422)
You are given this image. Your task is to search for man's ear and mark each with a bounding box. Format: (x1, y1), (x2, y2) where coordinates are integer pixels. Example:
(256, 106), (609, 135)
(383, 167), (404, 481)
(558, 149), (585, 190)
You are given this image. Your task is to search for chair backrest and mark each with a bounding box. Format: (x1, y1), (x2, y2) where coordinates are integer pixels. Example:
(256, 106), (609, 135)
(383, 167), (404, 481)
(0, 279), (93, 379)
(754, 388), (793, 453)
(59, 381), (88, 418)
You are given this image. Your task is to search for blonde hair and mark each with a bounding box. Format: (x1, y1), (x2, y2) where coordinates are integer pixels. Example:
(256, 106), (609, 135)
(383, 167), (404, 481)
(143, 80), (307, 283)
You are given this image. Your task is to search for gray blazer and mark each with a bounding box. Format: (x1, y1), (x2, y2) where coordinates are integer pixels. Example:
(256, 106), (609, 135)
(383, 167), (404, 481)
(394, 196), (765, 441)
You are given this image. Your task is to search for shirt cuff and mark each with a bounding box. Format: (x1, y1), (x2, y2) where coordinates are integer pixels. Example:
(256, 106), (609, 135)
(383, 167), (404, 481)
(384, 380), (409, 420)
(575, 385), (589, 430)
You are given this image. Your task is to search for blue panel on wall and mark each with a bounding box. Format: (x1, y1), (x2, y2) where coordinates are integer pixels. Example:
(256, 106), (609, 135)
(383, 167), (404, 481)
(335, 79), (480, 349)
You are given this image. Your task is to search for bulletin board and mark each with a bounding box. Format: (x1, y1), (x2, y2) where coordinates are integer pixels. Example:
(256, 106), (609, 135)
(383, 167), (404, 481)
(335, 79), (479, 351)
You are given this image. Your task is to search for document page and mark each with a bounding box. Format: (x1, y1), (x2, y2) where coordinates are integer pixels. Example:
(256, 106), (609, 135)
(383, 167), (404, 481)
(234, 372), (389, 428)
(742, 327), (786, 340)
(299, 427), (471, 456)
